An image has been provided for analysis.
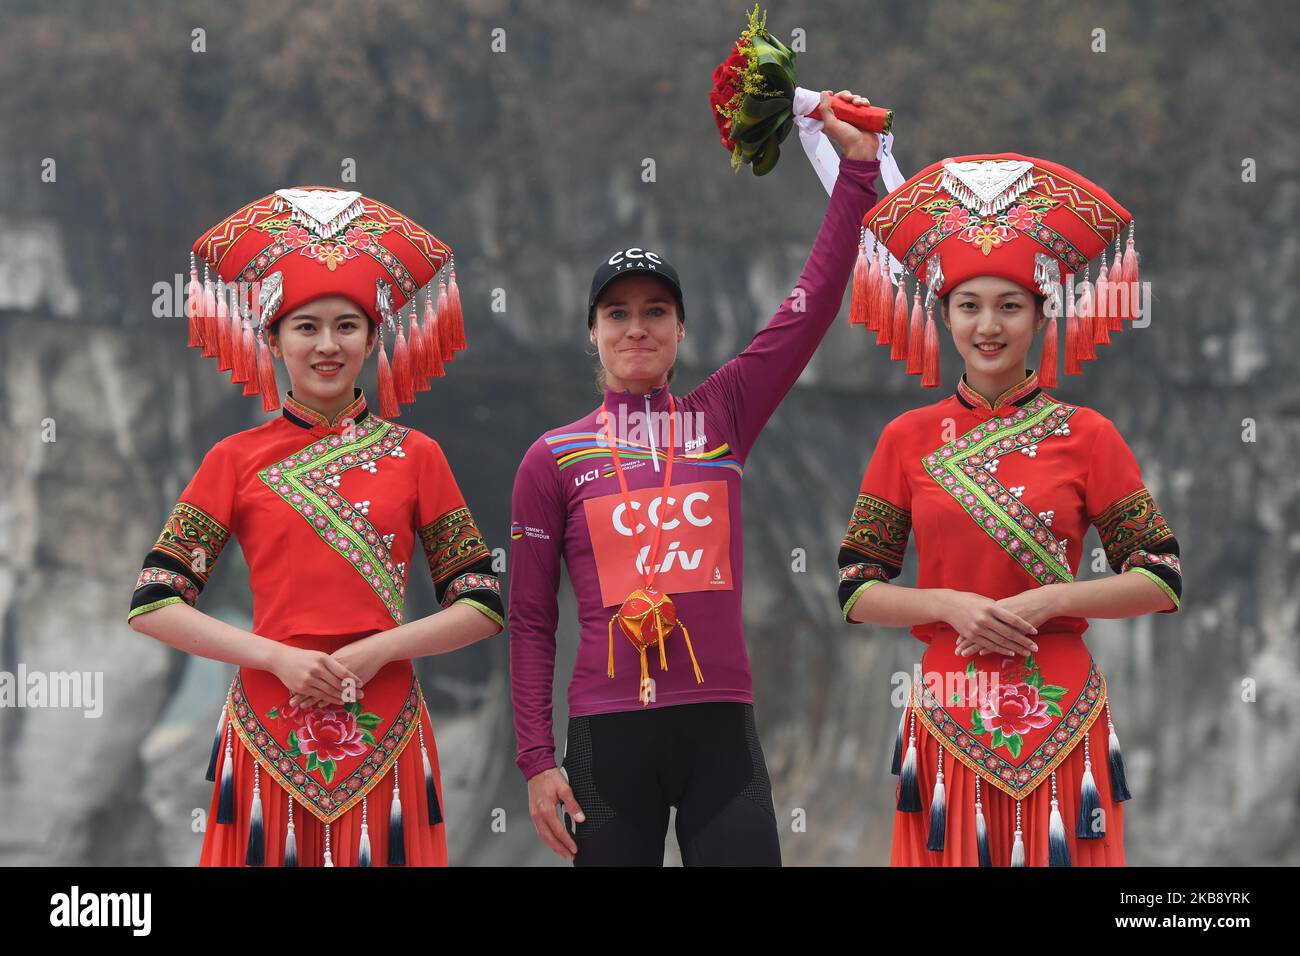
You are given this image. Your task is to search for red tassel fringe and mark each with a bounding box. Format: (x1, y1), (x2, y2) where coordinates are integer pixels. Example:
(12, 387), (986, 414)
(377, 337), (399, 419)
(201, 273), (219, 359)
(186, 266), (202, 348)
(1039, 317), (1059, 388)
(408, 304), (430, 392)
(239, 322), (258, 394)
(393, 319), (414, 405)
(905, 293), (925, 375)
(921, 311), (940, 387)
(215, 284), (233, 374)
(256, 332), (279, 412)
(436, 282), (454, 363)
(890, 281), (909, 362)
(447, 272), (467, 352)
(850, 243), (869, 326)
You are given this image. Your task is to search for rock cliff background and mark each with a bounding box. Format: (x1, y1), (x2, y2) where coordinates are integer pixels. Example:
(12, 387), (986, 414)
(1, 0), (1296, 865)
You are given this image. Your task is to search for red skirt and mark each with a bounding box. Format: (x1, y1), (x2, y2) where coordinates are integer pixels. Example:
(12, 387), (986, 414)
(890, 709), (1125, 866)
(199, 689), (448, 867)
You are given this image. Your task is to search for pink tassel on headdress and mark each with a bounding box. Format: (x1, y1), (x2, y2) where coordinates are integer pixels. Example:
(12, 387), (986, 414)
(408, 300), (430, 392)
(232, 288), (252, 383)
(1092, 274), (1112, 348)
(424, 290), (445, 379)
(905, 290), (925, 375)
(377, 334), (400, 419)
(1094, 251), (1113, 339)
(256, 330), (279, 412)
(1065, 299), (1082, 376)
(186, 256), (203, 348)
(1100, 250), (1121, 332)
(1039, 317), (1059, 388)
(921, 303), (940, 388)
(240, 323), (259, 396)
(1119, 222), (1140, 323)
(861, 242), (881, 332)
(215, 280), (234, 374)
(1076, 267), (1096, 362)
(436, 279), (455, 363)
(446, 265), (467, 353)
(889, 279), (909, 362)
(874, 255), (893, 347)
(849, 233), (870, 326)
(1108, 237), (1127, 323)
(393, 312), (415, 405)
(200, 266), (219, 359)
(231, 289), (251, 386)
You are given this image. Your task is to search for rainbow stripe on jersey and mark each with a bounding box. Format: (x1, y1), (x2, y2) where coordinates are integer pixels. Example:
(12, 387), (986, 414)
(545, 431), (743, 477)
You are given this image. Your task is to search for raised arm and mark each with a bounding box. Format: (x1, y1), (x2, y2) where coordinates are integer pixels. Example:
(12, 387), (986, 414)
(690, 154), (881, 460)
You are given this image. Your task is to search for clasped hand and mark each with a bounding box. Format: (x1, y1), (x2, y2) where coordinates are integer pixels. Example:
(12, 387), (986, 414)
(270, 637), (388, 710)
(944, 586), (1061, 658)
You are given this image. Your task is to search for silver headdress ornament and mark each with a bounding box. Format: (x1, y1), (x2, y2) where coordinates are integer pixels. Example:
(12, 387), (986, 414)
(1034, 253), (1063, 317)
(924, 253), (944, 312)
(375, 279), (396, 332)
(940, 159), (1034, 216)
(257, 272), (284, 333)
(272, 188), (366, 240)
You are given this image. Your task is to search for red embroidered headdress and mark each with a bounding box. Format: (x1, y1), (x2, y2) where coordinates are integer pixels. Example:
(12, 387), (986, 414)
(186, 186), (468, 417)
(849, 153), (1140, 389)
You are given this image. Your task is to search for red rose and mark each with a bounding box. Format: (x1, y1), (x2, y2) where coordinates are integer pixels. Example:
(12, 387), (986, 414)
(978, 682), (1053, 738)
(297, 707), (369, 762)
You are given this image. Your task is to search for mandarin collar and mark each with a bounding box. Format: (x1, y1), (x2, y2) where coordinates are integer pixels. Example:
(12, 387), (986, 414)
(282, 387), (371, 431)
(601, 381), (673, 414)
(955, 369), (1041, 413)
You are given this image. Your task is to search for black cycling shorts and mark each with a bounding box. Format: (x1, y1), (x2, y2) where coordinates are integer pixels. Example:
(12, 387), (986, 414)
(561, 701), (781, 866)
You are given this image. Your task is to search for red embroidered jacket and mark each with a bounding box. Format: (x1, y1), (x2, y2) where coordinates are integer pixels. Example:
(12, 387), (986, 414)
(837, 369), (1181, 798)
(129, 387), (503, 638)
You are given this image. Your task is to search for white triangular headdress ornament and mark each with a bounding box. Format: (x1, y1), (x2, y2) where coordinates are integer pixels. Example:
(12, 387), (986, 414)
(941, 160), (1034, 217)
(272, 188), (365, 239)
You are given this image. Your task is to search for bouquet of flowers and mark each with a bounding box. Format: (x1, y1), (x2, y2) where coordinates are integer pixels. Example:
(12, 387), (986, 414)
(710, 5), (893, 175)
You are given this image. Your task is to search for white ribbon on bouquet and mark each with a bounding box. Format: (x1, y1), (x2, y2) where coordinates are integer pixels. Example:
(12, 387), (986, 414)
(792, 86), (907, 284)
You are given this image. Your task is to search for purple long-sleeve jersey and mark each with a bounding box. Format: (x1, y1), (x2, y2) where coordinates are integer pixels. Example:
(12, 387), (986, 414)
(509, 158), (881, 780)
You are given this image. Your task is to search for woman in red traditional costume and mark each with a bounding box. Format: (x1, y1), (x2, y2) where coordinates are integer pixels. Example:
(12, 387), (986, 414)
(128, 187), (503, 866)
(837, 155), (1182, 865)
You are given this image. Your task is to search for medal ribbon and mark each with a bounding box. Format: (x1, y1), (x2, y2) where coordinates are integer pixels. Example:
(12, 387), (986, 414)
(600, 391), (677, 590)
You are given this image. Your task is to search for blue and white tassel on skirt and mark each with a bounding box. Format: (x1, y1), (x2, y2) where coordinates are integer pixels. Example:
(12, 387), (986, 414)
(283, 794), (298, 867)
(926, 745), (946, 851)
(1106, 702), (1132, 802)
(245, 761), (265, 866)
(1077, 732), (1104, 839)
(419, 719), (443, 824)
(205, 705), (225, 783)
(216, 720), (235, 825)
(1048, 771), (1071, 867)
(890, 703), (906, 777)
(975, 775), (992, 867)
(1010, 800), (1025, 867)
(388, 770), (406, 865)
(358, 794), (372, 867)
(897, 706), (922, 812)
